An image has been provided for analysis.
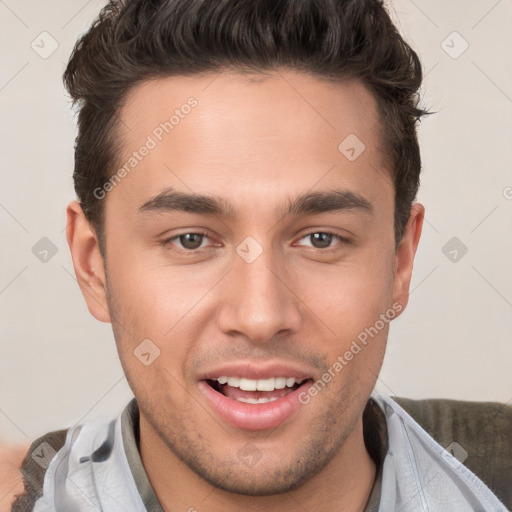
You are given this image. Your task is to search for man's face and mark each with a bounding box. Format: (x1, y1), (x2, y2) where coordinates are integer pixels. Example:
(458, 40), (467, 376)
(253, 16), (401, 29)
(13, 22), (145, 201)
(72, 71), (420, 495)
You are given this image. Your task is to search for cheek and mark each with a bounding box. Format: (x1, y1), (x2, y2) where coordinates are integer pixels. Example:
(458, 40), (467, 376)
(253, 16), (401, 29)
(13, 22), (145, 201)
(107, 267), (195, 411)
(105, 252), (216, 383)
(308, 269), (392, 404)
(295, 249), (395, 336)
(107, 247), (205, 333)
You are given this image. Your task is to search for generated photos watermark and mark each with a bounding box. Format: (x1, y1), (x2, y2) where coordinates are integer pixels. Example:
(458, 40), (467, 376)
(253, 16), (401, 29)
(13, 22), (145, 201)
(298, 302), (403, 405)
(93, 97), (198, 200)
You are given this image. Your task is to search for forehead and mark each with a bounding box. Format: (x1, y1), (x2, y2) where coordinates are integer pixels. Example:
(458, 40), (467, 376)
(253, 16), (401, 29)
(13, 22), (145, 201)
(120, 70), (381, 146)
(108, 70), (391, 219)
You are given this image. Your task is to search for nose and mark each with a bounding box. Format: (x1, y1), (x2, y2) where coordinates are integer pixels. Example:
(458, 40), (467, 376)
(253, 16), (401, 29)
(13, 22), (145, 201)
(215, 241), (302, 344)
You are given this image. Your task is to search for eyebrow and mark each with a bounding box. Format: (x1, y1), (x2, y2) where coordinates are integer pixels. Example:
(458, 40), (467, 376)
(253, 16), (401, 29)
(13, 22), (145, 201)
(138, 187), (374, 220)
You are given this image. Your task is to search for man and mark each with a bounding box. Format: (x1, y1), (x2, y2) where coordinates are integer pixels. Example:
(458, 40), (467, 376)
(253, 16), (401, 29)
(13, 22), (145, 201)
(6, 0), (511, 510)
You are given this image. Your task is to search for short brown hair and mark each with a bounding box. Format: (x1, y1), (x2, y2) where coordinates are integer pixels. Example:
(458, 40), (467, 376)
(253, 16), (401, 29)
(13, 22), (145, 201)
(63, 0), (430, 254)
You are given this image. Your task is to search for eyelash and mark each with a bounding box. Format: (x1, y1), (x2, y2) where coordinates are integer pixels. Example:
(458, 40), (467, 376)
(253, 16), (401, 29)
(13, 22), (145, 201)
(160, 230), (349, 256)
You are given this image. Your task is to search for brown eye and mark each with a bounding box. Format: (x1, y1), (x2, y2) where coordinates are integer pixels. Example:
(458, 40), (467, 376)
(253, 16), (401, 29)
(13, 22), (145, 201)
(161, 232), (211, 253)
(297, 231), (345, 251)
(308, 232), (335, 249)
(177, 233), (205, 250)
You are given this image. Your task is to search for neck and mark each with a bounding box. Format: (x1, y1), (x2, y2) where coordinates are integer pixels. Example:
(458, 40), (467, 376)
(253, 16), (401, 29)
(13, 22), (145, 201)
(139, 415), (376, 512)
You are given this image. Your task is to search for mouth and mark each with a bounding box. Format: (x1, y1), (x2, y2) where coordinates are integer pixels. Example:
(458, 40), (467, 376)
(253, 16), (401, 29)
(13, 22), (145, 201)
(198, 374), (314, 431)
(206, 376), (310, 403)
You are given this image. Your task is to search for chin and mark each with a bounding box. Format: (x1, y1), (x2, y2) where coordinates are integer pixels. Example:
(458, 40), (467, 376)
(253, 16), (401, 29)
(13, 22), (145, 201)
(197, 465), (314, 496)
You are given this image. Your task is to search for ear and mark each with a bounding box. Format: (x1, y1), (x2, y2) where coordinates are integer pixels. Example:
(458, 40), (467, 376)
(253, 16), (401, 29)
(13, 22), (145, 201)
(66, 201), (111, 323)
(392, 202), (425, 313)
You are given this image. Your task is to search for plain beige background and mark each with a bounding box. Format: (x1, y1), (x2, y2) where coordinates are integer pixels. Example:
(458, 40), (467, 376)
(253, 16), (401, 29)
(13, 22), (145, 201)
(1, 0), (511, 443)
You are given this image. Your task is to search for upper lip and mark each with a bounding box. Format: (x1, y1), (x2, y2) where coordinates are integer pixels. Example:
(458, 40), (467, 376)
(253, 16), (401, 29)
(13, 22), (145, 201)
(198, 361), (314, 381)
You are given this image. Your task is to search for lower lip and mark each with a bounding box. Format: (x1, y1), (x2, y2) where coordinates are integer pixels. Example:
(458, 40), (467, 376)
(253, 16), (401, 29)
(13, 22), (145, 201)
(198, 380), (310, 431)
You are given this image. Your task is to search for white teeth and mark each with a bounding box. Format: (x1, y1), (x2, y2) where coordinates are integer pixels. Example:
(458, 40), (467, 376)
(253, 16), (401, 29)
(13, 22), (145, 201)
(274, 377), (287, 389)
(236, 396), (280, 404)
(256, 378), (275, 391)
(215, 376), (305, 391)
(239, 378), (257, 391)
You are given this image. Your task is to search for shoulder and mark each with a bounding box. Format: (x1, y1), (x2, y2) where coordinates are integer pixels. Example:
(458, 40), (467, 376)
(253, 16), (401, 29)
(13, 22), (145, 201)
(391, 396), (512, 509)
(11, 428), (69, 511)
(12, 401), (134, 511)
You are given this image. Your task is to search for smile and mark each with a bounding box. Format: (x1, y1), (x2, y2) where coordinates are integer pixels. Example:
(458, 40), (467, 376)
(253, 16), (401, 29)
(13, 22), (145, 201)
(208, 376), (307, 403)
(199, 373), (313, 430)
